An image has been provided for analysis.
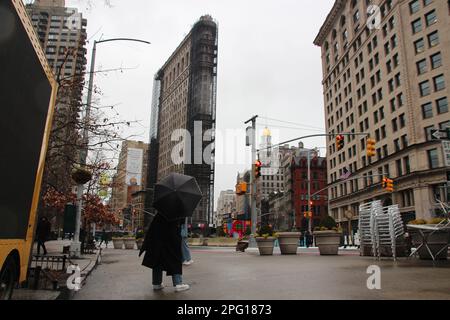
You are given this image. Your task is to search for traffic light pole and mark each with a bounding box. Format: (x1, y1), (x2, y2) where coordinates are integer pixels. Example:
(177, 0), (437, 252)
(245, 115), (258, 248)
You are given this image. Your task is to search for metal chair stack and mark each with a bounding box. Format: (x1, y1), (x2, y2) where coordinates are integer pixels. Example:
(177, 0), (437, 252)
(358, 201), (382, 257)
(373, 205), (405, 261)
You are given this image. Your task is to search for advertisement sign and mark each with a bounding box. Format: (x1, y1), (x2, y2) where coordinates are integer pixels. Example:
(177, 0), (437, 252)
(126, 148), (143, 186)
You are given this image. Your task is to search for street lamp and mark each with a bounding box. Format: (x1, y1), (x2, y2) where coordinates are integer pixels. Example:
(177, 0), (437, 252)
(69, 38), (151, 258)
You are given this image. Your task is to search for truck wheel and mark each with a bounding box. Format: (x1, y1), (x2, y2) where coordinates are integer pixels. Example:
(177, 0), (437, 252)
(0, 257), (17, 300)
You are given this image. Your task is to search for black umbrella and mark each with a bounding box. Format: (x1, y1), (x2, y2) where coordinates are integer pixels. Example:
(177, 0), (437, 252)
(153, 173), (203, 221)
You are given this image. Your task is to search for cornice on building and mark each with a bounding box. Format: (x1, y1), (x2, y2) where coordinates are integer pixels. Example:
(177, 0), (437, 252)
(313, 0), (346, 47)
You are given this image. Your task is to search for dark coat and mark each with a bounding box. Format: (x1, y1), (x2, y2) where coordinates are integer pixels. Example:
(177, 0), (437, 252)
(139, 214), (182, 276)
(36, 218), (51, 242)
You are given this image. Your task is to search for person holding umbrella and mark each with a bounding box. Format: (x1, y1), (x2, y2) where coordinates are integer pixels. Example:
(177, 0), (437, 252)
(139, 173), (202, 292)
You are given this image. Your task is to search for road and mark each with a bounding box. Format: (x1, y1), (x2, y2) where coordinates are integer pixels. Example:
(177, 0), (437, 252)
(73, 247), (450, 300)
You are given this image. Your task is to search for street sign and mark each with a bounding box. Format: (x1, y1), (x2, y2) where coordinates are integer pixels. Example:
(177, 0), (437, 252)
(431, 129), (450, 141)
(443, 141), (450, 167)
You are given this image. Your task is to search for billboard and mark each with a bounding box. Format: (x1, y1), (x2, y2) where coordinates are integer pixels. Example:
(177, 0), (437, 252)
(126, 148), (144, 186)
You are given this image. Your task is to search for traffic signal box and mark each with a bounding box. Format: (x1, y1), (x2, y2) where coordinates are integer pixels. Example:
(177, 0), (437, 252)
(367, 138), (376, 157)
(303, 212), (313, 218)
(254, 160), (262, 179)
(336, 135), (345, 151)
(382, 177), (394, 193)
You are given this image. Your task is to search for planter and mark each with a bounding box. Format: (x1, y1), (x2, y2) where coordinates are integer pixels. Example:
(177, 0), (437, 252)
(408, 226), (449, 260)
(277, 232), (301, 255)
(123, 238), (136, 250)
(112, 238), (124, 249)
(255, 237), (275, 256)
(136, 238), (144, 250)
(314, 231), (342, 255)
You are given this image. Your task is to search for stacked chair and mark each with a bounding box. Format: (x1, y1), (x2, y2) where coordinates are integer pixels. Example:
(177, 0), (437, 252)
(358, 201), (405, 260)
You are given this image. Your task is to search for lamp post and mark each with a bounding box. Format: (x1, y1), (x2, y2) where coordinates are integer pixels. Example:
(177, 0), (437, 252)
(69, 38), (150, 258)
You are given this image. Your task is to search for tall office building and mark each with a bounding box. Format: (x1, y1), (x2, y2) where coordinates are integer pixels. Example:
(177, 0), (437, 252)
(314, 0), (449, 227)
(26, 0), (87, 195)
(147, 16), (218, 231)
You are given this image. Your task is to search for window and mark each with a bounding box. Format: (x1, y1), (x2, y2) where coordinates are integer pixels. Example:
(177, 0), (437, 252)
(417, 59), (427, 74)
(390, 98), (396, 112)
(414, 38), (425, 53)
(431, 52), (442, 69)
(409, 0), (420, 14)
(396, 159), (403, 176)
(399, 114), (406, 128)
(437, 97), (448, 114)
(420, 80), (430, 96)
(423, 0), (432, 6)
(404, 157), (411, 174)
(425, 10), (437, 26)
(394, 139), (401, 151)
(412, 18), (422, 34)
(402, 134), (408, 148)
(434, 74), (445, 91)
(398, 93), (405, 107)
(422, 102), (433, 118)
(428, 31), (439, 47)
(392, 118), (398, 132)
(427, 149), (439, 169)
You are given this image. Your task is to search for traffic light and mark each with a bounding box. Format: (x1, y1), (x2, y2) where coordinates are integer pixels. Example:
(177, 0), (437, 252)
(382, 177), (394, 192)
(303, 211), (312, 218)
(367, 138), (376, 157)
(385, 178), (394, 193)
(336, 135), (345, 151)
(254, 160), (262, 179)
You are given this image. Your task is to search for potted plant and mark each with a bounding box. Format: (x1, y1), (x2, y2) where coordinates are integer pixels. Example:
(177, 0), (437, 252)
(408, 218), (450, 260)
(123, 234), (136, 249)
(277, 228), (301, 255)
(255, 225), (277, 256)
(136, 230), (145, 250)
(71, 166), (92, 185)
(313, 216), (342, 256)
(112, 236), (124, 249)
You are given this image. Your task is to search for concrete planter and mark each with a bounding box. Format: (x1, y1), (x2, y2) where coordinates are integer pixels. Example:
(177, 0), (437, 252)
(123, 238), (136, 250)
(314, 231), (342, 255)
(277, 232), (301, 255)
(409, 227), (449, 260)
(136, 238), (144, 250)
(255, 237), (276, 256)
(112, 238), (124, 249)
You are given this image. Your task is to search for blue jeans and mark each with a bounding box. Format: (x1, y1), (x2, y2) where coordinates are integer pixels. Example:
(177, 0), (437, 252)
(152, 267), (182, 286)
(181, 237), (192, 262)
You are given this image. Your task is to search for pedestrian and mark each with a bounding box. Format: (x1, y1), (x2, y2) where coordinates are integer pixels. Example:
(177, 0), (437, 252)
(139, 213), (190, 292)
(36, 216), (51, 255)
(99, 229), (109, 248)
(181, 218), (193, 266)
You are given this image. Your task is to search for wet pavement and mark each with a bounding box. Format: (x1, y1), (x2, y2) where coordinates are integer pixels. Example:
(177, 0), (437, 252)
(73, 247), (450, 300)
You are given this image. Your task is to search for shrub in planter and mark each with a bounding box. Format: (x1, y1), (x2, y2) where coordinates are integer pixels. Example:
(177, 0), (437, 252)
(112, 237), (124, 249)
(313, 216), (342, 256)
(123, 236), (136, 249)
(277, 228), (301, 255)
(255, 225), (277, 256)
(71, 167), (92, 185)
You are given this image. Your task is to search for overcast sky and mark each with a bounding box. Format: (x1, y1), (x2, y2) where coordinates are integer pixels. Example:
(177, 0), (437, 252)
(66, 0), (335, 206)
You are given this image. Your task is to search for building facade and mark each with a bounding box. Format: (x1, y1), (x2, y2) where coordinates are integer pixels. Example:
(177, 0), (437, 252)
(291, 152), (328, 232)
(26, 0), (88, 197)
(110, 140), (149, 230)
(314, 0), (450, 227)
(148, 16), (218, 231)
(216, 190), (236, 228)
